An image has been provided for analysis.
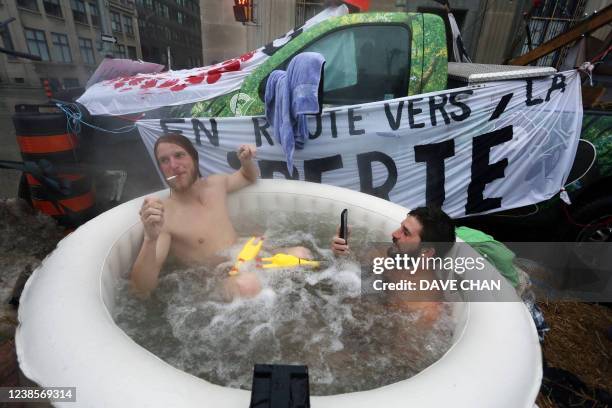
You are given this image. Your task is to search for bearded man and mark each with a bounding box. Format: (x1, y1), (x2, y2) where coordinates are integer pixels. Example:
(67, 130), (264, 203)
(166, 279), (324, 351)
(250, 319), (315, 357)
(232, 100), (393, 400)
(131, 133), (309, 298)
(331, 206), (456, 325)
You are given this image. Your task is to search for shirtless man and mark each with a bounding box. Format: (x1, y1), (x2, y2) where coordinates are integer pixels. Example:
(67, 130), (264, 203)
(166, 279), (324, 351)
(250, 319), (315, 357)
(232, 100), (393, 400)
(331, 206), (455, 326)
(131, 133), (307, 298)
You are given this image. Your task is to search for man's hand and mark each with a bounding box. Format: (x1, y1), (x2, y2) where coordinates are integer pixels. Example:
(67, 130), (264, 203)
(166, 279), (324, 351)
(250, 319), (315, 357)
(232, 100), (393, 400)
(331, 225), (351, 256)
(139, 197), (164, 241)
(238, 144), (256, 162)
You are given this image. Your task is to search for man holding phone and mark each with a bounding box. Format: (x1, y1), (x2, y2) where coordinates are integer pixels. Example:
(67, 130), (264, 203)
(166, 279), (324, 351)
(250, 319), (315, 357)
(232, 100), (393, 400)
(331, 206), (456, 325)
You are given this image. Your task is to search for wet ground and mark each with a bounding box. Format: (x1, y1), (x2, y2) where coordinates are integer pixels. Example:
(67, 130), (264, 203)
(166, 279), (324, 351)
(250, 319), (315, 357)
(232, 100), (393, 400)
(0, 198), (610, 406)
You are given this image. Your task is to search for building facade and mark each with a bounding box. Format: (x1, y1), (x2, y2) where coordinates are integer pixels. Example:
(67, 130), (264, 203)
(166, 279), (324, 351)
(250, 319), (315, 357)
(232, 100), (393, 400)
(0, 0), (141, 96)
(135, 0), (202, 69)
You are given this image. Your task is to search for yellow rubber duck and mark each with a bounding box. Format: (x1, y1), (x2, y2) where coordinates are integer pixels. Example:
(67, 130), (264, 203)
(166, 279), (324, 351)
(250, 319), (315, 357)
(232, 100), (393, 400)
(257, 253), (320, 269)
(229, 237), (264, 276)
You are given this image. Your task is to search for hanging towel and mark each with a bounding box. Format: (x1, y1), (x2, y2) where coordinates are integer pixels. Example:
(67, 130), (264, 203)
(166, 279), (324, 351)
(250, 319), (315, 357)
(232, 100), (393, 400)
(265, 52), (325, 173)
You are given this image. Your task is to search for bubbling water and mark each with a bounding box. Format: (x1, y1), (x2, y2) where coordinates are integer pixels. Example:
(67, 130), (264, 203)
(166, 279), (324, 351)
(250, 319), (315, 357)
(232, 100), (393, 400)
(113, 213), (454, 395)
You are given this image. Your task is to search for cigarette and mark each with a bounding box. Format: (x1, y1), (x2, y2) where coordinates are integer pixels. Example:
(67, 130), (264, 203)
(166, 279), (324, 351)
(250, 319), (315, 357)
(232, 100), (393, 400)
(166, 175), (177, 181)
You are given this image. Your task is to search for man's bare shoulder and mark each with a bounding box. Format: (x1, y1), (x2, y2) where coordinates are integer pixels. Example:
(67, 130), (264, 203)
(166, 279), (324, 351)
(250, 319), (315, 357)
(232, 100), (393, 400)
(196, 175), (228, 192)
(205, 174), (228, 185)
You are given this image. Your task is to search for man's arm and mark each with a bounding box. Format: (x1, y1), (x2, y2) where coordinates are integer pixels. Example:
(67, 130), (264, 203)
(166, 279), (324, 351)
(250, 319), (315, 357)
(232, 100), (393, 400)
(227, 144), (258, 193)
(131, 232), (171, 297)
(130, 197), (171, 297)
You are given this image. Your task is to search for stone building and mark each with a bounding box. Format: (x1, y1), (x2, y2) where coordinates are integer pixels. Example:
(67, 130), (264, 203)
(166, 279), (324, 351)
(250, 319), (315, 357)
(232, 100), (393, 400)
(135, 0), (202, 69)
(0, 0), (141, 96)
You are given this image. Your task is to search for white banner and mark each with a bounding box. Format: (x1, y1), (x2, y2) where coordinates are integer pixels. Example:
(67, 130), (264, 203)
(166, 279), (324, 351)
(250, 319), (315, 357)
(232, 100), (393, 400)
(136, 71), (583, 218)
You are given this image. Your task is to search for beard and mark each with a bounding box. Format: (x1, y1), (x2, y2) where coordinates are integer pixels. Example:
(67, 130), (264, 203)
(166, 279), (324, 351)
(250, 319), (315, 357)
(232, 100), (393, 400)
(171, 168), (198, 192)
(387, 239), (421, 259)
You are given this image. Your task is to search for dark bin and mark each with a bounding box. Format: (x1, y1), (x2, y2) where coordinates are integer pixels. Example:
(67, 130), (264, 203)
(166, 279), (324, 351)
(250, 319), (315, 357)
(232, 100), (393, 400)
(12, 104), (96, 228)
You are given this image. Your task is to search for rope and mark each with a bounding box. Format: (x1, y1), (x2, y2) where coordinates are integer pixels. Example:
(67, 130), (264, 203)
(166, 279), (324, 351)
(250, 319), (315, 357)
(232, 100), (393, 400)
(561, 202), (612, 229)
(55, 102), (139, 135)
(590, 43), (612, 64)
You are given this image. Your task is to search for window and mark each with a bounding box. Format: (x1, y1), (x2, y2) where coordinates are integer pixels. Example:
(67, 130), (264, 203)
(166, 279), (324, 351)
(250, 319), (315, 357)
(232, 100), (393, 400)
(64, 78), (80, 88)
(24, 28), (50, 61)
(281, 25), (410, 106)
(116, 44), (126, 58)
(127, 46), (137, 60)
(51, 33), (72, 62)
(15, 77), (25, 84)
(143, 0), (152, 9)
(177, 11), (184, 24)
(123, 15), (134, 35)
(89, 2), (99, 26)
(17, 0), (39, 11)
(111, 11), (122, 32)
(79, 37), (95, 65)
(161, 4), (169, 18)
(71, 0), (88, 24)
(44, 0), (63, 17)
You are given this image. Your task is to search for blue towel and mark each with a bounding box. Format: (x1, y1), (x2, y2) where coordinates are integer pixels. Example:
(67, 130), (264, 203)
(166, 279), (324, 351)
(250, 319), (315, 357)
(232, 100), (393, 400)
(265, 52), (325, 173)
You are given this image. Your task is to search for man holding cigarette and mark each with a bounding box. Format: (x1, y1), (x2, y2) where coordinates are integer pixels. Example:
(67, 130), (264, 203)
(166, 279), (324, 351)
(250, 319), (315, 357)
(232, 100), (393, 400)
(131, 133), (264, 298)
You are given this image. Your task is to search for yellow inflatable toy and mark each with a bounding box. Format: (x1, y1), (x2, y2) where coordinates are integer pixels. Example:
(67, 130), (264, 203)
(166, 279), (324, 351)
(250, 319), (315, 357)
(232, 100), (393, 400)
(229, 237), (264, 276)
(256, 253), (320, 269)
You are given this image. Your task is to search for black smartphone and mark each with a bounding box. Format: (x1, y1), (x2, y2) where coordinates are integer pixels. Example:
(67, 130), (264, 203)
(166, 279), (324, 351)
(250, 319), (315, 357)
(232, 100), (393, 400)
(339, 209), (348, 243)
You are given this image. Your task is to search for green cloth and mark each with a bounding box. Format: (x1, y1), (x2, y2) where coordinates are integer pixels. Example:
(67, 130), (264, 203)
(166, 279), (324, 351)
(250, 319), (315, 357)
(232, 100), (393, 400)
(455, 226), (520, 287)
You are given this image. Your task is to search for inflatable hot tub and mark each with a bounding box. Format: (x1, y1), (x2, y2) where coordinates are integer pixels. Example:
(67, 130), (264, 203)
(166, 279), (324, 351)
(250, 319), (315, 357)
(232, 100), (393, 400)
(16, 180), (542, 407)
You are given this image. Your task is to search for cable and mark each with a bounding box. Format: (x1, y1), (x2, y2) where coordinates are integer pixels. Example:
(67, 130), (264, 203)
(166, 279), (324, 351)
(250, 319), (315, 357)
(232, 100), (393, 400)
(491, 204), (540, 217)
(589, 43), (612, 64)
(561, 202), (612, 229)
(563, 139), (597, 188)
(55, 102), (139, 135)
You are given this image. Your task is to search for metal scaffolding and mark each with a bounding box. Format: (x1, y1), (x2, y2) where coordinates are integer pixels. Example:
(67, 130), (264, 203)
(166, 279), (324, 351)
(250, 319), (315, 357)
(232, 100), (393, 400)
(518, 0), (588, 67)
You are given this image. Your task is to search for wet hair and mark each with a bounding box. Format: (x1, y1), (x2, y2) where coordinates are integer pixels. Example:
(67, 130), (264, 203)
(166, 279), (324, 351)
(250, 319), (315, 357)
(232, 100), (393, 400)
(153, 133), (201, 177)
(408, 206), (455, 257)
